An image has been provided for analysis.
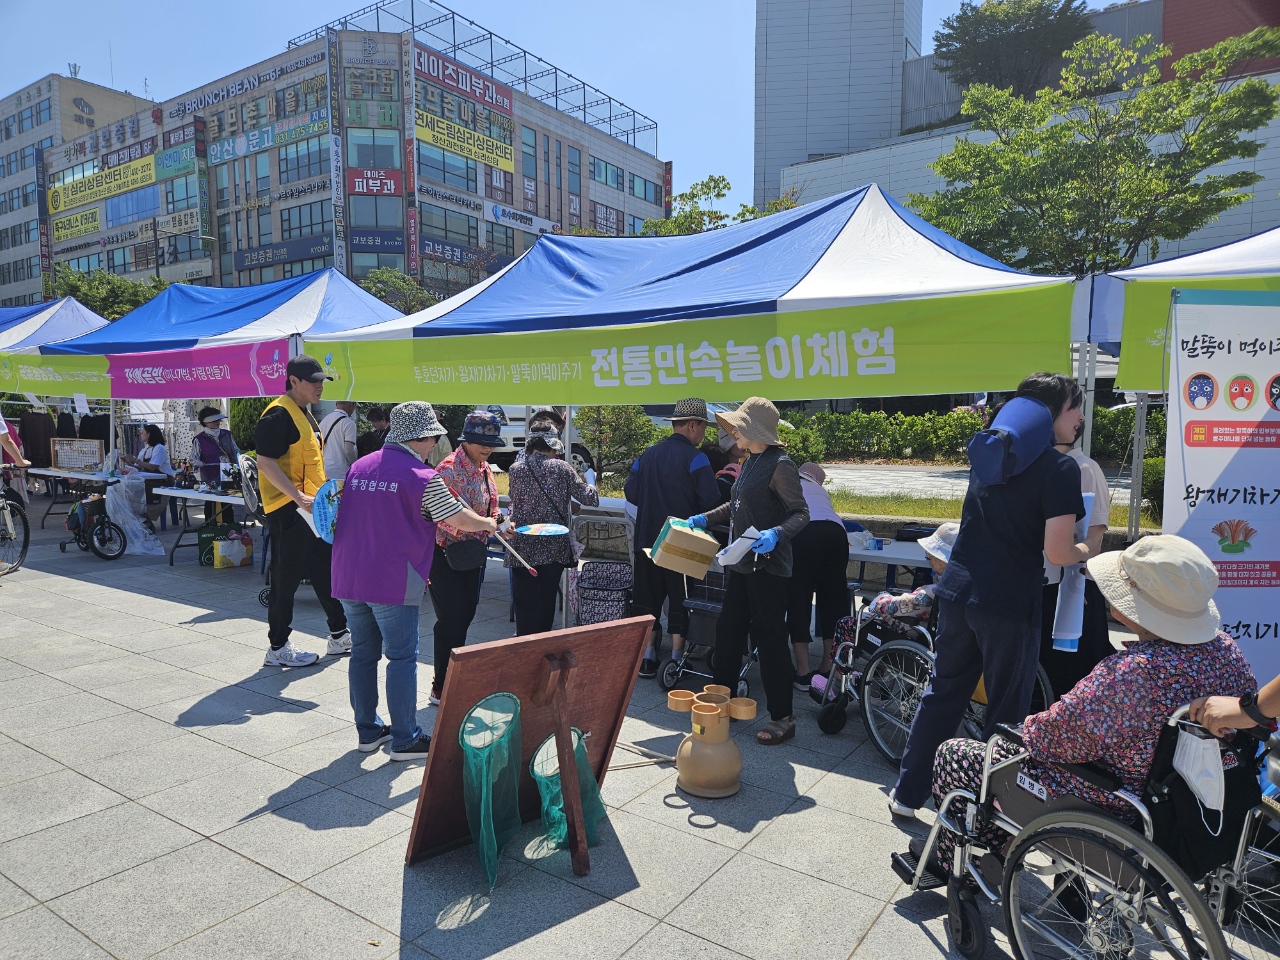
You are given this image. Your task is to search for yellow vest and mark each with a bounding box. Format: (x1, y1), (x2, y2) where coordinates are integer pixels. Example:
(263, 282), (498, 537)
(259, 395), (326, 514)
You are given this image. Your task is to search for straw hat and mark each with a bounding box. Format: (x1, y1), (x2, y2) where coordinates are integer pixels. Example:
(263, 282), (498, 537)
(1086, 536), (1221, 646)
(918, 522), (959, 564)
(715, 397), (782, 447)
(663, 398), (712, 423)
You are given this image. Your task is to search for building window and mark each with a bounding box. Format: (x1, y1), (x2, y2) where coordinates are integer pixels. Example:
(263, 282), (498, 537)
(627, 215), (647, 236)
(349, 195), (403, 229)
(35, 99), (52, 126)
(165, 174), (198, 213)
(279, 200), (332, 241)
(278, 135), (329, 185)
(281, 256), (332, 278)
(60, 253), (103, 275)
(17, 108), (34, 133)
(4, 152), (17, 176)
(420, 203), (477, 247)
(0, 117), (12, 142)
(351, 252), (404, 279)
(629, 173), (661, 206)
(485, 166), (513, 205)
(215, 163), (229, 208)
(521, 127), (536, 180)
(255, 153), (271, 198)
(344, 67), (399, 102)
(590, 157), (623, 191)
(486, 222), (514, 258)
(106, 245), (135, 275)
(257, 209), (273, 246)
(260, 267), (275, 282)
(275, 74), (327, 121)
(21, 183), (36, 208)
(105, 184), (161, 227)
(52, 159), (99, 189)
(522, 231), (538, 253)
(347, 128), (400, 169)
(19, 146), (35, 171)
(416, 141), (476, 193)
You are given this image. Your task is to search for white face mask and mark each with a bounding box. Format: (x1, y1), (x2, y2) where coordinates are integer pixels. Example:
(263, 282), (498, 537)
(1174, 722), (1226, 834)
(202, 424), (219, 435)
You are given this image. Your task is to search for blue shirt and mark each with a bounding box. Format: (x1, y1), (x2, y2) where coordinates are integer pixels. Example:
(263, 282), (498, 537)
(624, 433), (721, 551)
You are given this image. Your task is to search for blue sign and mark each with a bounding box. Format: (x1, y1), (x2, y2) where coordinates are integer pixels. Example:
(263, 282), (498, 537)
(233, 234), (333, 271)
(208, 108), (330, 165)
(349, 228), (405, 252)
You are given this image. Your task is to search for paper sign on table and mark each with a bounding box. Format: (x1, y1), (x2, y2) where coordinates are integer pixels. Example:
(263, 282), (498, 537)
(73, 393), (90, 415)
(715, 526), (761, 567)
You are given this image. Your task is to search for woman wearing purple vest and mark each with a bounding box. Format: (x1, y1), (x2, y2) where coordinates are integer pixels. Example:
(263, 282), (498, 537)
(190, 407), (240, 523)
(330, 402), (498, 761)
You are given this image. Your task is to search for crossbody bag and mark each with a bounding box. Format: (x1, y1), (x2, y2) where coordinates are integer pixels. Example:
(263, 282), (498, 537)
(444, 464), (493, 571)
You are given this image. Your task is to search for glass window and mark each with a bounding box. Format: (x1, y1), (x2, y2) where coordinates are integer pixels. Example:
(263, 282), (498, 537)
(627, 215), (647, 235)
(21, 183), (36, 208)
(105, 184), (160, 227)
(521, 127), (536, 179)
(346, 128), (401, 169)
(260, 266), (275, 282)
(60, 252), (102, 274)
(165, 174), (197, 213)
(349, 195), (403, 229)
(257, 209), (273, 246)
(344, 67), (399, 102)
(22, 220), (37, 244)
(629, 173), (661, 205)
(485, 166), (513, 204)
(19, 146), (35, 171)
(52, 159), (99, 188)
(522, 231), (538, 252)
(281, 256), (332, 278)
(419, 203), (477, 247)
(486, 222), (514, 258)
(5, 153), (17, 176)
(217, 213), (232, 247)
(279, 199), (332, 240)
(275, 75), (327, 121)
(215, 163), (229, 208)
(277, 135), (330, 184)
(35, 99), (51, 125)
(590, 157), (623, 190)
(415, 79), (513, 145)
(416, 141), (476, 193)
(106, 245), (135, 275)
(351, 252), (404, 280)
(255, 153), (271, 197)
(17, 108), (33, 133)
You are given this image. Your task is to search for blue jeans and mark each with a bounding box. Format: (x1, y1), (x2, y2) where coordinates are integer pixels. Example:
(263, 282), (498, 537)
(342, 600), (423, 751)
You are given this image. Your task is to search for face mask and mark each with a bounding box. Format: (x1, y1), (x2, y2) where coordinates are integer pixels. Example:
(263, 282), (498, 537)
(203, 425), (219, 435)
(1173, 722), (1226, 834)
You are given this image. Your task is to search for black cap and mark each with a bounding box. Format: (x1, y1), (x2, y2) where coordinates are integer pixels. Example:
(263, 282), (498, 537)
(287, 355), (333, 384)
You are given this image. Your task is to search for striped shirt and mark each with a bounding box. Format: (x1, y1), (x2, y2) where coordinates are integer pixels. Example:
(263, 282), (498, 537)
(421, 474), (464, 524)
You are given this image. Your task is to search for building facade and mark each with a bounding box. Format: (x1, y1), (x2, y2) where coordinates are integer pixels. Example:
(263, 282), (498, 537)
(0, 77), (155, 305)
(41, 10), (667, 301)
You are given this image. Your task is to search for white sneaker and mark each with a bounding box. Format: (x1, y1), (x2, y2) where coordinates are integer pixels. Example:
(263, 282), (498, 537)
(888, 788), (917, 820)
(263, 641), (319, 668)
(326, 629), (352, 657)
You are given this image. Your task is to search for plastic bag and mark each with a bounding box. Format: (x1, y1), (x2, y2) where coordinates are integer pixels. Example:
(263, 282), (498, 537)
(529, 727), (607, 850)
(459, 692), (523, 889)
(105, 474), (166, 556)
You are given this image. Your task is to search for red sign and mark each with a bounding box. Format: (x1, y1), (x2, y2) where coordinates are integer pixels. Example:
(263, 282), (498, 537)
(413, 43), (513, 116)
(1217, 560), (1280, 589)
(406, 207), (419, 275)
(345, 168), (404, 196)
(1185, 420), (1280, 448)
(663, 161), (673, 217)
(103, 136), (157, 170)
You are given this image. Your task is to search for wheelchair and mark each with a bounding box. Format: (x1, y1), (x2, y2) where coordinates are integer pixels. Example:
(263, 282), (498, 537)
(814, 596), (1054, 764)
(892, 705), (1280, 960)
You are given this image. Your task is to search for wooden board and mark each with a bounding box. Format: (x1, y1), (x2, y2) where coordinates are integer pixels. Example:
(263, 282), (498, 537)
(405, 615), (654, 865)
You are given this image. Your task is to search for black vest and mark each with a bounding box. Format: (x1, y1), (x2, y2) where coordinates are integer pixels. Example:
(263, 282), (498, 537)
(727, 446), (795, 577)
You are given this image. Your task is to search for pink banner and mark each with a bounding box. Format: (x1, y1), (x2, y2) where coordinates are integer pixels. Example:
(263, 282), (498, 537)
(107, 340), (289, 399)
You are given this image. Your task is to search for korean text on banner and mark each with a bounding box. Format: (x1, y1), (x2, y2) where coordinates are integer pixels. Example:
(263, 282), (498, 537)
(414, 110), (514, 173)
(47, 155), (156, 214)
(106, 340), (290, 399)
(0, 353), (110, 398)
(52, 209), (100, 243)
(307, 283), (1072, 404)
(1164, 289), (1280, 679)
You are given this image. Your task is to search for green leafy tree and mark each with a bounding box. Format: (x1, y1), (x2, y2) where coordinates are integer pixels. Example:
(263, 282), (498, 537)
(934, 0), (1093, 100)
(53, 266), (168, 320)
(641, 177), (800, 237)
(911, 29), (1280, 277)
(358, 266), (438, 315)
(574, 404), (659, 472)
(229, 397), (271, 452)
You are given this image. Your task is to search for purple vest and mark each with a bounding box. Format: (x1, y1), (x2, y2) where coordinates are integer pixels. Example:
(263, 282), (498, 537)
(194, 431), (223, 482)
(330, 444), (439, 606)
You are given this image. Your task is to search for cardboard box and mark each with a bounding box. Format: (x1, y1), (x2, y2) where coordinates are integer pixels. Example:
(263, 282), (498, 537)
(647, 517), (719, 580)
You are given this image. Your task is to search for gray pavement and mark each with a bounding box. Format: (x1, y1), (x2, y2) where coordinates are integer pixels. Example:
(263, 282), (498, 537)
(821, 462), (1133, 499)
(0, 504), (999, 960)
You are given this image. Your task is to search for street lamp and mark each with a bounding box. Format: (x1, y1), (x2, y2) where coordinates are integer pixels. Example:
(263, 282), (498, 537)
(149, 216), (214, 281)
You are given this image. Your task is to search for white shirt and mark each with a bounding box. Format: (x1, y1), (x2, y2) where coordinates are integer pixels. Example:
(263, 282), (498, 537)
(800, 477), (844, 527)
(140, 443), (174, 477)
(319, 410), (358, 481)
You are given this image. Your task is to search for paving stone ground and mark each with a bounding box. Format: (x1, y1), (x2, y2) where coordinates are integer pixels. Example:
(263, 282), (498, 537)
(0, 495), (1014, 960)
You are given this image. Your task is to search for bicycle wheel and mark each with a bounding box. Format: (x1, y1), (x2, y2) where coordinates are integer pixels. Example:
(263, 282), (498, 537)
(962, 664), (1054, 741)
(859, 639), (932, 764)
(0, 499), (29, 574)
(1213, 804), (1280, 960)
(1003, 808), (1227, 960)
(89, 519), (127, 560)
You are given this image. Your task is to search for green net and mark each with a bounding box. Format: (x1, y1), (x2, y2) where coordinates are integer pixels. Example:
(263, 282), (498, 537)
(529, 728), (607, 850)
(458, 692), (523, 889)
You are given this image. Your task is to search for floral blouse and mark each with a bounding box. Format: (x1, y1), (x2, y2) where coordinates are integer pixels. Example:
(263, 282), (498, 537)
(505, 452), (599, 567)
(867, 584), (936, 633)
(434, 444), (498, 548)
(1017, 632), (1255, 817)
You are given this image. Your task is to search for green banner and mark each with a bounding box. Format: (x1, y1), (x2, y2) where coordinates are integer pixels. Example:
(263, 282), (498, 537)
(0, 353), (111, 398)
(1116, 276), (1280, 391)
(307, 284), (1074, 403)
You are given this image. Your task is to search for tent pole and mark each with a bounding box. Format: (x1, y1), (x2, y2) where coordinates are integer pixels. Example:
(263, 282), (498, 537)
(1082, 343), (1097, 458)
(1127, 393), (1148, 543)
(562, 404), (576, 631)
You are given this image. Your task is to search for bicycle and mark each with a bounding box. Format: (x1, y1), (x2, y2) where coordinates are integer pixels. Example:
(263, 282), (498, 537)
(59, 482), (127, 561)
(0, 466), (30, 575)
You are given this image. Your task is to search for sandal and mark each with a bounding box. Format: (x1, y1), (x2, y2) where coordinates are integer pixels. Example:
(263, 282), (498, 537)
(756, 716), (796, 745)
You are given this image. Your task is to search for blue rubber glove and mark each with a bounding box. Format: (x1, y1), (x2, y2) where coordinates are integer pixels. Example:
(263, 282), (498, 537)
(687, 514), (708, 530)
(751, 527), (780, 554)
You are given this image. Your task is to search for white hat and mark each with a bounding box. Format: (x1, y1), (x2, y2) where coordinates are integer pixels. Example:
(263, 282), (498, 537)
(918, 522), (959, 564)
(1086, 536), (1221, 646)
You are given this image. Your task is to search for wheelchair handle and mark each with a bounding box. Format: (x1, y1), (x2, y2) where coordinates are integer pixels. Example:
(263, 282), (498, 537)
(995, 723), (1024, 747)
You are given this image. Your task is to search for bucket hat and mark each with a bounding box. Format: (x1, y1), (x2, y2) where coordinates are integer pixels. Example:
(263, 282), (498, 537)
(461, 410), (504, 447)
(525, 426), (564, 456)
(715, 397), (782, 447)
(663, 398), (712, 423)
(1086, 535), (1221, 647)
(385, 401), (447, 445)
(918, 522), (959, 565)
(798, 462), (826, 485)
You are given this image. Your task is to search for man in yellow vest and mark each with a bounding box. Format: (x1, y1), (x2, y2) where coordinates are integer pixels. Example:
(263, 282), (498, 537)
(255, 355), (350, 667)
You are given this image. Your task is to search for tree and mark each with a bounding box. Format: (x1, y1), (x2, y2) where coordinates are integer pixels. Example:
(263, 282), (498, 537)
(934, 0), (1093, 100)
(357, 266), (437, 315)
(574, 405), (659, 472)
(53, 265), (168, 320)
(640, 178), (800, 237)
(910, 29), (1280, 277)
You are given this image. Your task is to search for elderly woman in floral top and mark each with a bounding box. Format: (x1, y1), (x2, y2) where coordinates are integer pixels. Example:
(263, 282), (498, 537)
(506, 427), (598, 635)
(901, 535), (1255, 868)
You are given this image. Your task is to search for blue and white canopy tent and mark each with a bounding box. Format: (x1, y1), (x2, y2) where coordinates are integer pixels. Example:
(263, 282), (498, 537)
(306, 184), (1077, 404)
(0, 298), (107, 354)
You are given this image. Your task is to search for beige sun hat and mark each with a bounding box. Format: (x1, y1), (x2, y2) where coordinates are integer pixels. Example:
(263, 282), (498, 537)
(919, 522), (960, 564)
(715, 397), (782, 447)
(1086, 535), (1221, 647)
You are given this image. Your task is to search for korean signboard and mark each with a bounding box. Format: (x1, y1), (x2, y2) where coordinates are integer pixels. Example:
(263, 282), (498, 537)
(1165, 289), (1280, 679)
(48, 155), (155, 213)
(34, 147), (52, 301)
(168, 50), (327, 118)
(207, 108), (329, 164)
(327, 30), (347, 274)
(346, 168), (403, 196)
(414, 110), (514, 173)
(349, 229), (405, 252)
(52, 209), (100, 244)
(484, 202), (559, 236)
(138, 209), (202, 240)
(103, 136), (157, 170)
(233, 233), (333, 271)
(402, 33), (418, 275)
(154, 143), (196, 181)
(418, 182), (483, 214)
(412, 44), (513, 115)
(664, 161), (673, 218)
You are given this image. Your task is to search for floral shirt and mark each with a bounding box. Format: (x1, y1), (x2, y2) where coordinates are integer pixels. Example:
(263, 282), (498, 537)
(1018, 632), (1255, 818)
(434, 444), (498, 548)
(868, 584), (936, 633)
(505, 452), (598, 567)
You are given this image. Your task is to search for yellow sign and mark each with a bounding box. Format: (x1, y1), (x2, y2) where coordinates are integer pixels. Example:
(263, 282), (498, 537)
(414, 109), (514, 173)
(48, 155), (156, 214)
(52, 208), (100, 243)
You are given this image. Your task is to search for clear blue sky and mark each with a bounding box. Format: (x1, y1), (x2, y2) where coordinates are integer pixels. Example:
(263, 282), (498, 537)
(0, 1), (1096, 214)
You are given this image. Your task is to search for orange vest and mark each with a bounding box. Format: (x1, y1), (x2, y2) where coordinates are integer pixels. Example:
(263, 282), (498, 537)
(258, 395), (326, 514)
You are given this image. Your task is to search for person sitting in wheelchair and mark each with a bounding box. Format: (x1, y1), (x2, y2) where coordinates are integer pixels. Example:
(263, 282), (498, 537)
(899, 535), (1255, 876)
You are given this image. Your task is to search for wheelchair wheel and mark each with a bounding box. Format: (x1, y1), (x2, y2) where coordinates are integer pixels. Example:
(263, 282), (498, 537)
(817, 697), (848, 735)
(860, 639), (931, 764)
(948, 877), (987, 960)
(1212, 805), (1280, 960)
(89, 520), (127, 561)
(657, 657), (682, 692)
(1002, 808), (1226, 960)
(962, 664), (1054, 741)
